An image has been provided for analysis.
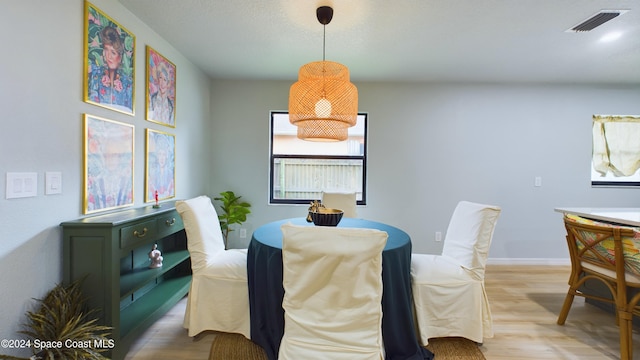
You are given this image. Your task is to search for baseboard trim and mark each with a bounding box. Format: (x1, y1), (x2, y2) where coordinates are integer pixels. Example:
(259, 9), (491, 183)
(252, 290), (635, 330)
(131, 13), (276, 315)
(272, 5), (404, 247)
(487, 258), (570, 266)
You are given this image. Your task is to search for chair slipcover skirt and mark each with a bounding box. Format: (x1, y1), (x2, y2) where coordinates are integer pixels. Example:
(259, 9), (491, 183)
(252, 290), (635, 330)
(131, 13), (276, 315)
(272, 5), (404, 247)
(411, 253), (491, 344)
(183, 248), (250, 338)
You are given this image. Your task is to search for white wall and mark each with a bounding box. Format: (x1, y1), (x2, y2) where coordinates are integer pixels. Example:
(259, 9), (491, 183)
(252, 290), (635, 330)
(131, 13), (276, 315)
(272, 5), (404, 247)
(0, 1), (211, 356)
(210, 80), (640, 259)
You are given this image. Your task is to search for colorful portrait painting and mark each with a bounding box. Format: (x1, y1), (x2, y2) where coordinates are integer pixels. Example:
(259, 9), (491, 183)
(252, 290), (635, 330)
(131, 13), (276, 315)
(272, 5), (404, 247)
(84, 114), (134, 214)
(146, 47), (177, 127)
(145, 129), (176, 202)
(84, 2), (135, 115)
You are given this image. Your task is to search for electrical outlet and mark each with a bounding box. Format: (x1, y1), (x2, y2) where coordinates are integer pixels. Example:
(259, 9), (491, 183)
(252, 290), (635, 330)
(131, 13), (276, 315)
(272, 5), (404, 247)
(239, 228), (247, 238)
(435, 231), (442, 242)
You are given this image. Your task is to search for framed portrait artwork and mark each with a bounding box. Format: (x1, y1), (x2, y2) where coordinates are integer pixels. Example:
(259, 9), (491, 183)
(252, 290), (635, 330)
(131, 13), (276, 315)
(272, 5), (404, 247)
(84, 1), (135, 115)
(83, 114), (135, 214)
(146, 46), (177, 127)
(145, 129), (176, 203)
(591, 114), (640, 187)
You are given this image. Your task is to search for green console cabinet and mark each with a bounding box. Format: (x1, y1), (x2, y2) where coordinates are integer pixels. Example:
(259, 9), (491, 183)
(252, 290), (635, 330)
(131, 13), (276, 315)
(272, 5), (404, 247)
(61, 201), (191, 360)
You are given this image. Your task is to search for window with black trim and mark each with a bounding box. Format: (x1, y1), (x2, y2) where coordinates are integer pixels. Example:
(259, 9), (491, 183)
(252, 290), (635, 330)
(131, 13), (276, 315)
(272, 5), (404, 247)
(269, 111), (367, 205)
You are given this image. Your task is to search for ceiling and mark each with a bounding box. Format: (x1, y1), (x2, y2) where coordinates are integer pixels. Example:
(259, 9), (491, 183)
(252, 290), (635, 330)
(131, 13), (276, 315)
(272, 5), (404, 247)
(118, 0), (640, 84)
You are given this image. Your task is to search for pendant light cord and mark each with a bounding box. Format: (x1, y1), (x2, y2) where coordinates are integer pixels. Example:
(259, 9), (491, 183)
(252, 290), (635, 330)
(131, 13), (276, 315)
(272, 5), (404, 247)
(322, 24), (326, 61)
(316, 5), (332, 62)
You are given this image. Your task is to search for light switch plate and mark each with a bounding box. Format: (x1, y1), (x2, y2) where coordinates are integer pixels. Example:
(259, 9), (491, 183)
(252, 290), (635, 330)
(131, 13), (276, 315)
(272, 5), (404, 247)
(534, 176), (542, 187)
(6, 172), (38, 199)
(45, 172), (62, 195)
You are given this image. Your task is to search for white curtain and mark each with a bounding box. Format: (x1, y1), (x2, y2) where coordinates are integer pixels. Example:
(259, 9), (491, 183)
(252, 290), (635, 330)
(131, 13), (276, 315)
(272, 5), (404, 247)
(592, 115), (640, 177)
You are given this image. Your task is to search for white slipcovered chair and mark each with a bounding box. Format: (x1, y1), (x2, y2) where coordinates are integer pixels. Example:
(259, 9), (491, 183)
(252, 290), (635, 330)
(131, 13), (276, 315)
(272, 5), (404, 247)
(321, 191), (358, 218)
(278, 223), (388, 360)
(411, 201), (501, 345)
(175, 195), (250, 338)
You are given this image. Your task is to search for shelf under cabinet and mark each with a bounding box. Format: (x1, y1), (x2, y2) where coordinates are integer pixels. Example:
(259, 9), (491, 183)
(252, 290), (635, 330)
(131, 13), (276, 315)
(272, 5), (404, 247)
(120, 249), (190, 298)
(119, 275), (191, 339)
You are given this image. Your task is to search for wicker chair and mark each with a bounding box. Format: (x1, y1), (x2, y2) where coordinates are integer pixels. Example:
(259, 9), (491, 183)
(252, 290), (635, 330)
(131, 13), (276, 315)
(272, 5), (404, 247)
(557, 215), (640, 360)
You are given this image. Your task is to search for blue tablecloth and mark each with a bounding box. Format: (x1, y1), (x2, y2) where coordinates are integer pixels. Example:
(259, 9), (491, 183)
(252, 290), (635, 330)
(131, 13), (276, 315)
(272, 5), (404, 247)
(247, 218), (434, 360)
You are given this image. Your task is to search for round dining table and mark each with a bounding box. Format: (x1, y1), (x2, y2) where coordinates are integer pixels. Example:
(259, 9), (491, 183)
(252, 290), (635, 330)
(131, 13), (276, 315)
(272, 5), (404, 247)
(247, 217), (434, 360)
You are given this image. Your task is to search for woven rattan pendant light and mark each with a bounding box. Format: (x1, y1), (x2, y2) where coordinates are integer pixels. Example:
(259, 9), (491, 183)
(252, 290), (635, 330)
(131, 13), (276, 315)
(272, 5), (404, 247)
(289, 6), (358, 142)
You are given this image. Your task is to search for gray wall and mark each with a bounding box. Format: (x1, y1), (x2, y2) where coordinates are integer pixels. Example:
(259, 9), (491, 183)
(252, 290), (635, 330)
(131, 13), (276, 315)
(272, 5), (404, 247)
(0, 0), (211, 355)
(210, 80), (640, 259)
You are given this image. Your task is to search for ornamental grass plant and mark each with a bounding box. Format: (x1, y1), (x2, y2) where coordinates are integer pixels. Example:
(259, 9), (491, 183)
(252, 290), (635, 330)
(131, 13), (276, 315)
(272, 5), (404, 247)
(0, 279), (112, 360)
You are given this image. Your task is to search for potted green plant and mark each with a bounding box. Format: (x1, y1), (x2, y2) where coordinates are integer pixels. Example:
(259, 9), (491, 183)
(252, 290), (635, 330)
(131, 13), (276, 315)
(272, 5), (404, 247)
(0, 278), (111, 360)
(214, 190), (251, 249)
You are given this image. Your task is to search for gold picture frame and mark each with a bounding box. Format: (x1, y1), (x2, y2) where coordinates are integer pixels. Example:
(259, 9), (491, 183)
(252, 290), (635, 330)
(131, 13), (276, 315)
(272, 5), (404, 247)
(83, 1), (136, 115)
(145, 129), (176, 203)
(83, 114), (135, 214)
(146, 46), (176, 127)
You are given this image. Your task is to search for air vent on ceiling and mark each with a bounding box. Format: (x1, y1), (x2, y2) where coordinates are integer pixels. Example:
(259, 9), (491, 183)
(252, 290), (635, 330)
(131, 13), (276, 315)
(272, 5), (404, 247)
(566, 10), (629, 32)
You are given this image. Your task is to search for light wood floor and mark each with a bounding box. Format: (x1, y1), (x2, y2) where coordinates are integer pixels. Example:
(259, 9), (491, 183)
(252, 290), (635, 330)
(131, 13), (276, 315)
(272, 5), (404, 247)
(125, 265), (640, 359)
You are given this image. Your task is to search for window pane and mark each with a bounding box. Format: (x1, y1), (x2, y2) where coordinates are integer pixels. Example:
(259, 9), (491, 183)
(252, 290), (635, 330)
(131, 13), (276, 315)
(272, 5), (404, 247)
(272, 158), (364, 201)
(272, 113), (365, 156)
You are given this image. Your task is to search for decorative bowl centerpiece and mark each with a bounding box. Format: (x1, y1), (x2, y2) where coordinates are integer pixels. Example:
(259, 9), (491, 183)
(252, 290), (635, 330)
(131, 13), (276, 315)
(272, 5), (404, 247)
(309, 208), (344, 227)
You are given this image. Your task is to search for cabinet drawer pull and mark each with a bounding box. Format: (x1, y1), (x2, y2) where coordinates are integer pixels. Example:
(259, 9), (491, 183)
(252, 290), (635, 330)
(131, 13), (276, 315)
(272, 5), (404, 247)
(165, 218), (176, 226)
(133, 228), (148, 238)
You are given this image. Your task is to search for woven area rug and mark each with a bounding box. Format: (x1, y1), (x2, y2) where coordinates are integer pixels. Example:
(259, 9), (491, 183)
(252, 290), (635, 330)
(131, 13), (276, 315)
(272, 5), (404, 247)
(209, 332), (486, 360)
